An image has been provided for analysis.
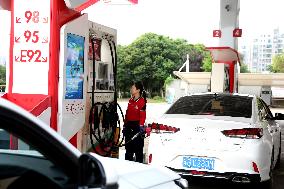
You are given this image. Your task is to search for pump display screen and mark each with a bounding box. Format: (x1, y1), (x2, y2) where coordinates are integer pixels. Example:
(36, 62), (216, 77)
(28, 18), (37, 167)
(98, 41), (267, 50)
(65, 33), (85, 99)
(98, 63), (108, 80)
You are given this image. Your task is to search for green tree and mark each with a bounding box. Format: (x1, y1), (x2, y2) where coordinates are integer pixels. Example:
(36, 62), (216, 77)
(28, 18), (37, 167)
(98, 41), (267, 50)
(164, 75), (174, 88)
(240, 64), (250, 73)
(237, 53), (249, 73)
(202, 51), (212, 72)
(117, 33), (211, 96)
(0, 65), (6, 85)
(270, 53), (284, 73)
(117, 45), (133, 93)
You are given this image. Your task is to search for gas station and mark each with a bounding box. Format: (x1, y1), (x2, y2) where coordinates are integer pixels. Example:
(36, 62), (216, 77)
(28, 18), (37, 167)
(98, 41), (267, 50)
(0, 0), (284, 189)
(0, 0), (130, 155)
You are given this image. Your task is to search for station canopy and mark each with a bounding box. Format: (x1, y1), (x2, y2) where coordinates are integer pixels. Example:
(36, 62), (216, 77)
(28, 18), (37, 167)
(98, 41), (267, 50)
(64, 0), (138, 11)
(206, 47), (241, 65)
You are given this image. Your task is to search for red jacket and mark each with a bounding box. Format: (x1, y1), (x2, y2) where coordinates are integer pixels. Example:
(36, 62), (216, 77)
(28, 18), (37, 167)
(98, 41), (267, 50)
(125, 97), (146, 126)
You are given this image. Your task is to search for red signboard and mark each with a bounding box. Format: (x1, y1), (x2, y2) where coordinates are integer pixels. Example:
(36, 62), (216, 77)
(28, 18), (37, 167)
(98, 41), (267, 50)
(233, 29), (242, 37)
(13, 0), (50, 94)
(13, 0), (50, 64)
(128, 0), (138, 4)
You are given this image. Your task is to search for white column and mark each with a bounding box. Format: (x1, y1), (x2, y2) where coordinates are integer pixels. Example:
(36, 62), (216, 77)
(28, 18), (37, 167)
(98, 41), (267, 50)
(219, 0), (240, 49)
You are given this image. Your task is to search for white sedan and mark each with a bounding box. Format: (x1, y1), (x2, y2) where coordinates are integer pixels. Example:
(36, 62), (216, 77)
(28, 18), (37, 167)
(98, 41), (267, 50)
(147, 93), (281, 187)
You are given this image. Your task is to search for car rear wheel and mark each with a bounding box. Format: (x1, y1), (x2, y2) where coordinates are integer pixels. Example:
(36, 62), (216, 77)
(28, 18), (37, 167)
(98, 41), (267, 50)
(259, 179), (273, 189)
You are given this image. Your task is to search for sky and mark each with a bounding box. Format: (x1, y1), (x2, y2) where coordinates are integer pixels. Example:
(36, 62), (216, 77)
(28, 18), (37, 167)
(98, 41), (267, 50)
(1, 0), (284, 54)
(83, 0), (284, 46)
(84, 0), (220, 45)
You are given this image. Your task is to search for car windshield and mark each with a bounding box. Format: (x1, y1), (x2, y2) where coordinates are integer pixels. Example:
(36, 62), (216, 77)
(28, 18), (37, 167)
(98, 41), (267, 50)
(166, 94), (253, 118)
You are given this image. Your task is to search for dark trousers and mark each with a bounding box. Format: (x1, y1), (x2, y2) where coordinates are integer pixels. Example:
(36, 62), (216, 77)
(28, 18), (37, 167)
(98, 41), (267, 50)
(124, 121), (144, 163)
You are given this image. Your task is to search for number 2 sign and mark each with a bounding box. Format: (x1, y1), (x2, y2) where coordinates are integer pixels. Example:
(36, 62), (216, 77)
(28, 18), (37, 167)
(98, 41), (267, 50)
(213, 30), (221, 38)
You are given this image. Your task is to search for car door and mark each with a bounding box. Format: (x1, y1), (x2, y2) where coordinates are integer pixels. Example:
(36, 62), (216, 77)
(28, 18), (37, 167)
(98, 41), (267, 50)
(0, 129), (76, 189)
(257, 98), (274, 152)
(260, 99), (281, 163)
(0, 100), (80, 189)
(257, 97), (270, 128)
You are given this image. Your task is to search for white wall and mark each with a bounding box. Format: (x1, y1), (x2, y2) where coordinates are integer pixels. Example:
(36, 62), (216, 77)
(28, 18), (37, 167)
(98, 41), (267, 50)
(211, 63), (225, 93)
(165, 79), (209, 103)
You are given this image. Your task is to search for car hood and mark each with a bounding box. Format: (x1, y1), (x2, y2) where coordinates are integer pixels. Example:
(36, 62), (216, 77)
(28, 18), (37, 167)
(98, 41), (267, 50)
(89, 153), (181, 189)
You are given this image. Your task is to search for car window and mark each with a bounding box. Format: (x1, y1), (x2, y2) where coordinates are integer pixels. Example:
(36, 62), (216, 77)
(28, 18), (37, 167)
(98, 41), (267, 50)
(257, 98), (268, 121)
(166, 94), (253, 118)
(0, 129), (41, 152)
(0, 129), (71, 189)
(260, 99), (273, 118)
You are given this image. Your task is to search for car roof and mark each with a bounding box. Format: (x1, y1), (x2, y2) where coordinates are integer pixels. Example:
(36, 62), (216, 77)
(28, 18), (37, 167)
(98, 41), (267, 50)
(185, 92), (255, 99)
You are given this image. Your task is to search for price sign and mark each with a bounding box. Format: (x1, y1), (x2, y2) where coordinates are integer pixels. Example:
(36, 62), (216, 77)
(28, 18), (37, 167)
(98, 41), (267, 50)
(13, 0), (50, 64)
(213, 30), (221, 38)
(13, 0), (50, 94)
(233, 29), (242, 37)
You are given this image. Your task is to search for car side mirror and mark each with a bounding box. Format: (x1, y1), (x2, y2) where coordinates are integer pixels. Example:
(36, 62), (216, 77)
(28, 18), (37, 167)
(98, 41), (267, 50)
(78, 153), (108, 189)
(275, 113), (284, 120)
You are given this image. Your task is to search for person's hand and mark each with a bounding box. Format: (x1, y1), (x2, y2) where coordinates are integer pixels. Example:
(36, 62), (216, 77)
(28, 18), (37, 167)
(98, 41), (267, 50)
(122, 127), (127, 135)
(139, 126), (145, 134)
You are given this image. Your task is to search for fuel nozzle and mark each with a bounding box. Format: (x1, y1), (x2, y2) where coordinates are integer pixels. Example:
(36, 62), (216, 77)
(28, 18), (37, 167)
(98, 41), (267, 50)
(145, 126), (152, 137)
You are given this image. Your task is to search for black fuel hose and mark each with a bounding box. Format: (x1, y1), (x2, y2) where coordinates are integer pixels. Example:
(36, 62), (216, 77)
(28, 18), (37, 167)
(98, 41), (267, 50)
(88, 37), (126, 156)
(89, 101), (125, 155)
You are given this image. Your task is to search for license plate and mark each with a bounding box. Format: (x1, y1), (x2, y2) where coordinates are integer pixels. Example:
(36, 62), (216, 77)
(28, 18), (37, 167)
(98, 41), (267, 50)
(182, 156), (215, 171)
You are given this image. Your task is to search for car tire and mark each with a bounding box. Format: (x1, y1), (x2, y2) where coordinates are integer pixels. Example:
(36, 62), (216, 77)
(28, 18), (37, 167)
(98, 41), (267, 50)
(259, 179), (273, 189)
(275, 136), (281, 169)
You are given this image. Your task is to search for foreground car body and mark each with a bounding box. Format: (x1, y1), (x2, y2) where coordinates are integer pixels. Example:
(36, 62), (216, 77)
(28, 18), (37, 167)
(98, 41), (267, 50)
(0, 99), (187, 189)
(148, 93), (281, 184)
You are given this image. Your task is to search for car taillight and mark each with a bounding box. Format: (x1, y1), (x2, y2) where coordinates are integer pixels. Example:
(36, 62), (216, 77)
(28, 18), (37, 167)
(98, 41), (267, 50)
(222, 128), (263, 139)
(190, 170), (206, 175)
(148, 123), (180, 133)
(148, 154), (152, 164)
(252, 162), (259, 173)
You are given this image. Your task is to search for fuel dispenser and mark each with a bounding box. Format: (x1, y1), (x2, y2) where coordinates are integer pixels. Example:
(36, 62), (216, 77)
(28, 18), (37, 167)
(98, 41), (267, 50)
(0, 0), (125, 157)
(58, 14), (124, 156)
(87, 22), (124, 157)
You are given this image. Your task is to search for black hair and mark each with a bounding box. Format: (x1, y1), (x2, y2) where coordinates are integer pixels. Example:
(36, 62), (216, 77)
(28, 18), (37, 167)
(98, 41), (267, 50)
(133, 81), (147, 110)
